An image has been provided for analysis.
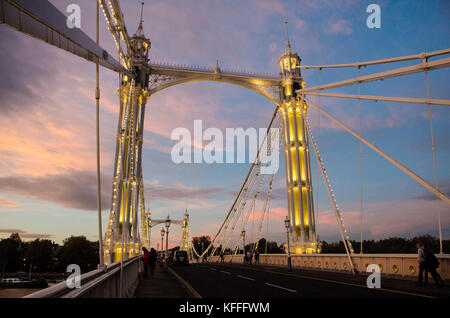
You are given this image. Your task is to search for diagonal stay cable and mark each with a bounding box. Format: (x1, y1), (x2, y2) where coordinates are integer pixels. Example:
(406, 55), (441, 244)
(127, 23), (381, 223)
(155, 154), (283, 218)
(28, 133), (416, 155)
(201, 106), (281, 258)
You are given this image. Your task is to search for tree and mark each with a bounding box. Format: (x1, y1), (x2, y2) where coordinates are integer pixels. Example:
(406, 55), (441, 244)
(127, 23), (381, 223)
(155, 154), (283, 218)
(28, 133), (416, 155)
(192, 235), (211, 257)
(57, 236), (99, 273)
(24, 239), (54, 272)
(0, 233), (23, 276)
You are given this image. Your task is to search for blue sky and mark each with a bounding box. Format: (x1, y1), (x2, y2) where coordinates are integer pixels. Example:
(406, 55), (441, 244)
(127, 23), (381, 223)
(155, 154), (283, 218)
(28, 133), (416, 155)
(0, 0), (449, 248)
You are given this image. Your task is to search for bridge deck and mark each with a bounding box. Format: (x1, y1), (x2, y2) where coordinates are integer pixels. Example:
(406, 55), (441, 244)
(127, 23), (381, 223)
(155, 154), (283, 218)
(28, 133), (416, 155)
(169, 261), (450, 298)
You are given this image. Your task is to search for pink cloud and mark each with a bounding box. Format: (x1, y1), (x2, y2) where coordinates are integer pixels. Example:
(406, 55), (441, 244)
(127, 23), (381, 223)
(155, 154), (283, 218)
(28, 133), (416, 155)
(0, 197), (20, 207)
(317, 200), (450, 240)
(327, 19), (352, 35)
(252, 0), (286, 15)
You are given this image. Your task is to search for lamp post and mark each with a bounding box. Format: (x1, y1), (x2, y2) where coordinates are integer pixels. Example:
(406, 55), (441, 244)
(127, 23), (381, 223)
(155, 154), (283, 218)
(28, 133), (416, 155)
(284, 216), (292, 271)
(147, 215), (151, 250)
(164, 215), (171, 270)
(242, 230), (246, 264)
(201, 242), (204, 262)
(160, 228), (165, 261)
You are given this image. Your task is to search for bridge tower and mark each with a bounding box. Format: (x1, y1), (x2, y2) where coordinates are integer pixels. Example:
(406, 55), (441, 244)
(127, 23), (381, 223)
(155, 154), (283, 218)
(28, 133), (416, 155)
(104, 6), (151, 265)
(179, 210), (190, 251)
(279, 22), (320, 254)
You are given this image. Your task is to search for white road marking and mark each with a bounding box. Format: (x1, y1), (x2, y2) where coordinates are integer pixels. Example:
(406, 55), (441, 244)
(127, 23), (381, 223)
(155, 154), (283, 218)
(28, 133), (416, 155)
(237, 275), (255, 281)
(220, 270), (231, 274)
(265, 283), (297, 293)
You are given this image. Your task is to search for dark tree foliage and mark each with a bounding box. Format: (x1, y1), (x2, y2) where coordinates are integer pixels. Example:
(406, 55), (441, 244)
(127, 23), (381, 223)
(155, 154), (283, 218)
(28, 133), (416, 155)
(57, 236), (99, 273)
(192, 235), (212, 256)
(0, 233), (24, 275)
(245, 238), (284, 254)
(24, 239), (54, 272)
(321, 235), (449, 254)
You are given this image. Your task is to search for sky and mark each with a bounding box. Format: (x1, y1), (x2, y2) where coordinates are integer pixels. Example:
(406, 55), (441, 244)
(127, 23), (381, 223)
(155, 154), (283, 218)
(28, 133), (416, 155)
(0, 0), (449, 249)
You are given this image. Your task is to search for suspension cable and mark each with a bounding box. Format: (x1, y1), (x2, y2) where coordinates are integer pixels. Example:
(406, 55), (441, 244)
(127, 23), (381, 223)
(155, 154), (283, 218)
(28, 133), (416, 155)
(425, 65), (442, 254)
(315, 67), (321, 239)
(95, 0), (104, 268)
(358, 66), (363, 254)
(305, 115), (355, 274)
(252, 124), (283, 253)
(227, 119), (283, 256)
(210, 145), (267, 257)
(303, 96), (450, 205)
(202, 107), (281, 259)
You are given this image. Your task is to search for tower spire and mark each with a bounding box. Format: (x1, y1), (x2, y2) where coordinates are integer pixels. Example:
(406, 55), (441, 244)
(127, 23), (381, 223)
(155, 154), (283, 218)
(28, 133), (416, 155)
(140, 2), (144, 25)
(284, 20), (291, 55)
(136, 2), (145, 36)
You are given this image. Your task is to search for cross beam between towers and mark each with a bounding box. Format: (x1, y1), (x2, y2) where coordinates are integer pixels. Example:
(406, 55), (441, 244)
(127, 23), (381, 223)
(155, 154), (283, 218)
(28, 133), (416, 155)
(302, 97), (450, 206)
(303, 92), (450, 107)
(299, 57), (450, 93)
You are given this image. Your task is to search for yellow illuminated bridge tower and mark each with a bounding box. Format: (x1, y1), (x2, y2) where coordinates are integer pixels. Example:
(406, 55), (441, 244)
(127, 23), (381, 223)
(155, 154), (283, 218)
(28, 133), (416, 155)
(279, 24), (320, 254)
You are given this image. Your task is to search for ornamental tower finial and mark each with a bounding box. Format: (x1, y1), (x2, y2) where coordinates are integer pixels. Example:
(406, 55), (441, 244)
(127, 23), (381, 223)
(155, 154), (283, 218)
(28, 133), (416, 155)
(136, 2), (145, 36)
(284, 20), (291, 55)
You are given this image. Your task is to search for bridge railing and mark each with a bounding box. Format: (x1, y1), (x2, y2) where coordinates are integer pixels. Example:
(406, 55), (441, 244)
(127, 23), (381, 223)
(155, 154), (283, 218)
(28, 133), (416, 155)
(24, 256), (143, 298)
(209, 253), (450, 279)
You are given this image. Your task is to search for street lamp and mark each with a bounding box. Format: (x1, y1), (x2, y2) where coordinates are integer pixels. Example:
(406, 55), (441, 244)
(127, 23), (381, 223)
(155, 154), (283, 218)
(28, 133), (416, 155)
(284, 216), (292, 271)
(146, 213), (151, 249)
(242, 230), (246, 264)
(164, 215), (171, 270)
(160, 228), (165, 261)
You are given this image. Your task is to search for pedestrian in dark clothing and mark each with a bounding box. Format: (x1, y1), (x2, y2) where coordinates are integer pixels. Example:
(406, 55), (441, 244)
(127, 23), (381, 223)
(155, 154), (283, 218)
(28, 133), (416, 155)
(142, 247), (150, 279)
(249, 252), (253, 265)
(424, 244), (445, 287)
(254, 251), (260, 264)
(149, 248), (157, 275)
(416, 242), (428, 286)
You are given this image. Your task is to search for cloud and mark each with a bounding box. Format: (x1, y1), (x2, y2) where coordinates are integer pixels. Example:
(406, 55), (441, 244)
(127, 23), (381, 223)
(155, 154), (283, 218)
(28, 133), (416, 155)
(0, 170), (112, 211)
(0, 197), (20, 207)
(0, 169), (226, 212)
(269, 42), (278, 53)
(144, 179), (224, 201)
(306, 97), (410, 132)
(316, 200), (450, 240)
(295, 18), (306, 31)
(327, 19), (352, 35)
(0, 28), (118, 178)
(0, 229), (53, 239)
(251, 0), (286, 16)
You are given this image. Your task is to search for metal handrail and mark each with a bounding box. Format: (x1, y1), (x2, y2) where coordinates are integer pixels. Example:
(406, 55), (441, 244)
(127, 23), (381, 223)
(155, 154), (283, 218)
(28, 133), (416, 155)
(23, 256), (141, 298)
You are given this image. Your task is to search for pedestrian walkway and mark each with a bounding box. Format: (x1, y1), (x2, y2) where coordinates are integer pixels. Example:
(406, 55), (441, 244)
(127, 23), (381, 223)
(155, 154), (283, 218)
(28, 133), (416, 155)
(134, 265), (189, 298)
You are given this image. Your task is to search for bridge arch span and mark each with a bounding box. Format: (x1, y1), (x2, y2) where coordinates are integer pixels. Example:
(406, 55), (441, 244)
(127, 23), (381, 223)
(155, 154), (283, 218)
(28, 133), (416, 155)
(148, 76), (281, 106)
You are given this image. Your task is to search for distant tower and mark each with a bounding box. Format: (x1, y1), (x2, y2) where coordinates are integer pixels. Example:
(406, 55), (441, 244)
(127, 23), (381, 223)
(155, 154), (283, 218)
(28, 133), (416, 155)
(279, 21), (320, 254)
(180, 210), (190, 251)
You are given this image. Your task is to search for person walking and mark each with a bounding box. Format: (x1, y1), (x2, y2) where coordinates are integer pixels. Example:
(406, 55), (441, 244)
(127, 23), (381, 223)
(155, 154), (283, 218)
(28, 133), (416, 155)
(149, 248), (157, 275)
(142, 247), (150, 279)
(249, 252), (253, 265)
(254, 250), (260, 264)
(424, 244), (445, 288)
(416, 242), (428, 286)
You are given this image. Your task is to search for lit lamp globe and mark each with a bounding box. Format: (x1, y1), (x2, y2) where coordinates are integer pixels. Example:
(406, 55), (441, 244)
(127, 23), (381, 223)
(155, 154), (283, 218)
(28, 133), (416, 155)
(165, 216), (171, 229)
